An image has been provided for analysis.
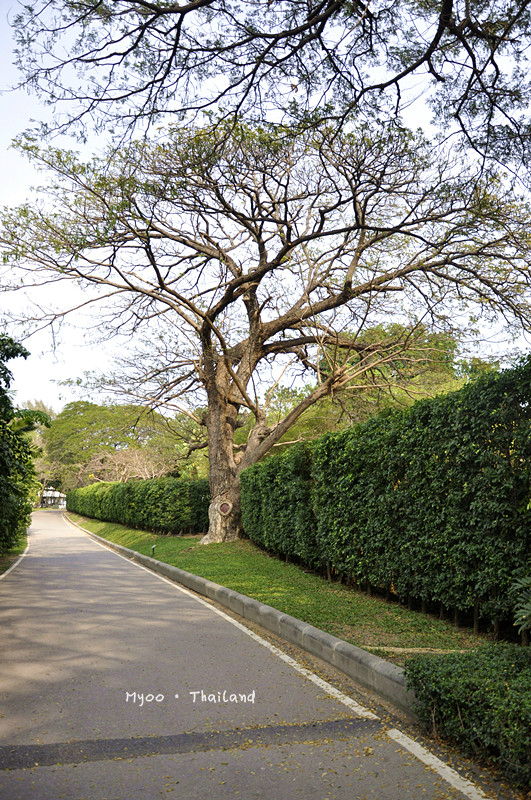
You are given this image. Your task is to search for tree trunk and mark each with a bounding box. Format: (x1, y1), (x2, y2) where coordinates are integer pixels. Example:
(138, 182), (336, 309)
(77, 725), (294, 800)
(200, 372), (246, 543)
(201, 484), (243, 544)
(473, 602), (480, 636)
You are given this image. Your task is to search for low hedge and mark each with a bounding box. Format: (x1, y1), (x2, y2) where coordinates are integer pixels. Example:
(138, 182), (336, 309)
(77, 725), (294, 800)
(404, 645), (531, 787)
(66, 476), (210, 535)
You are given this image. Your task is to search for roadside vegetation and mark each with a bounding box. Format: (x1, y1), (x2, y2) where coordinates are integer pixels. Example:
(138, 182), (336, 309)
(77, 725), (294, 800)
(405, 646), (530, 789)
(0, 335), (49, 557)
(68, 360), (531, 642)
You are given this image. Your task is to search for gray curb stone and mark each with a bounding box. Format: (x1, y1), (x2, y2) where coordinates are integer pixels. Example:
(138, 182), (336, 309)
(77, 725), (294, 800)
(68, 518), (416, 715)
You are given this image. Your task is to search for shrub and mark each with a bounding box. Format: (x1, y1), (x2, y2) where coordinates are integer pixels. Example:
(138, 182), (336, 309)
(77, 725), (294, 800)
(0, 422), (36, 554)
(0, 336), (44, 555)
(512, 575), (531, 634)
(404, 645), (531, 787)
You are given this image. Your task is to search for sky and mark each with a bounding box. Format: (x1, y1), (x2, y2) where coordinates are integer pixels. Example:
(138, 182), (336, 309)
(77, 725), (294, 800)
(0, 5), (114, 411)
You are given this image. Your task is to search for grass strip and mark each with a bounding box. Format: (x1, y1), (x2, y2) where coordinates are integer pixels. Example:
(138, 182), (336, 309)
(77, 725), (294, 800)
(0, 533), (28, 577)
(67, 513), (488, 666)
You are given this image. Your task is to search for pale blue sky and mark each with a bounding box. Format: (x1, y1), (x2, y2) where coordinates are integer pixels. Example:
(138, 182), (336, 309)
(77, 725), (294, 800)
(0, 5), (113, 411)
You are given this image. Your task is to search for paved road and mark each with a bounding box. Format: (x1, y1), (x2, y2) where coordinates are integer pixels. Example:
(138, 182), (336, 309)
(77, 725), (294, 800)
(0, 511), (494, 800)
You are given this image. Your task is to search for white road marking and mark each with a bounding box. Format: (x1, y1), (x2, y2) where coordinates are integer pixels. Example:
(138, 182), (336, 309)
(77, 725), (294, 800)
(387, 728), (492, 800)
(0, 541), (29, 580)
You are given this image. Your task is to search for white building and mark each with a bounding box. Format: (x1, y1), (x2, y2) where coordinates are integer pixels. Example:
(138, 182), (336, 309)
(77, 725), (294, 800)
(40, 488), (67, 508)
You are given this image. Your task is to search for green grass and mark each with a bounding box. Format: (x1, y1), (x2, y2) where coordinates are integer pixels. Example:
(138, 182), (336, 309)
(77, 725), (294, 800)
(0, 533), (28, 576)
(67, 513), (489, 665)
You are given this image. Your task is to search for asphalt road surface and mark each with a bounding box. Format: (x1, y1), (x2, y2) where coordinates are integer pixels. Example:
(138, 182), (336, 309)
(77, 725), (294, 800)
(0, 511), (498, 800)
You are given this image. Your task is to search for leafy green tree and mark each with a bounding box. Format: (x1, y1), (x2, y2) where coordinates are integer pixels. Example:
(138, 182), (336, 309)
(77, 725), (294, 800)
(0, 336), (47, 555)
(318, 324), (463, 415)
(2, 122), (531, 543)
(263, 324), (465, 447)
(0, 336), (27, 418)
(41, 401), (197, 490)
(22, 400), (57, 491)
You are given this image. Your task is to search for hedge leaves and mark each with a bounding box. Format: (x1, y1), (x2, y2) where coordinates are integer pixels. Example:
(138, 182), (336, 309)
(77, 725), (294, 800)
(67, 477), (210, 535)
(241, 359), (531, 625)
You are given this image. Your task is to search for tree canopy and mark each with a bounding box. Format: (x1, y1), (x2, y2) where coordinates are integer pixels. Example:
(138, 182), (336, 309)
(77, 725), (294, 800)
(0, 336), (28, 420)
(2, 120), (531, 540)
(11, 0), (531, 169)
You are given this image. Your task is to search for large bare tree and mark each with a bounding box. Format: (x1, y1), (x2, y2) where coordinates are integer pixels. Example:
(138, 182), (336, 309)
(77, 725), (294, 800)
(2, 121), (531, 540)
(11, 0), (531, 167)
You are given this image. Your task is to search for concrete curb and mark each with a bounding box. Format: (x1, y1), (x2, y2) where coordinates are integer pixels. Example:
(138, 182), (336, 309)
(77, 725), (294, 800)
(66, 516), (416, 715)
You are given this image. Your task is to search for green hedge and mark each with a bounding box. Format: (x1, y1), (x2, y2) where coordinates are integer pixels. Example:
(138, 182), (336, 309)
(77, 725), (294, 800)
(67, 476), (210, 535)
(241, 359), (531, 625)
(240, 443), (320, 566)
(404, 645), (531, 787)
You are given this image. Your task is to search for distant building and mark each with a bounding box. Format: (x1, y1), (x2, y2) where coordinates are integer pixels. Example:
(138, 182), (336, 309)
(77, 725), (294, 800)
(40, 488), (67, 508)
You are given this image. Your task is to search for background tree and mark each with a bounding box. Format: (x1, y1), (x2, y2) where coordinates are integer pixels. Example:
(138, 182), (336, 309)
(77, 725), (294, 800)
(41, 401), (202, 490)
(22, 399), (57, 492)
(264, 324), (468, 447)
(2, 121), (531, 542)
(84, 323), (465, 459)
(11, 0), (531, 169)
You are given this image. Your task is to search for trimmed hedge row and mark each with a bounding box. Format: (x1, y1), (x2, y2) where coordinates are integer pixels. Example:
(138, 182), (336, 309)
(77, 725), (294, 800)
(404, 645), (531, 787)
(241, 359), (531, 626)
(66, 476), (210, 535)
(239, 442), (319, 567)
